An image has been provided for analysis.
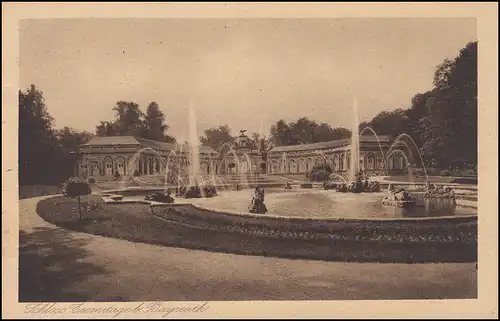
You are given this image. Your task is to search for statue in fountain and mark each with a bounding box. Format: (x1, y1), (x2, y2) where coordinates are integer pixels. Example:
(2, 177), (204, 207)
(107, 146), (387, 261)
(347, 170), (366, 193)
(184, 186), (202, 198)
(381, 184), (416, 208)
(332, 170), (380, 193)
(145, 189), (175, 203)
(335, 183), (348, 192)
(423, 181), (456, 201)
(248, 186), (267, 214)
(202, 184), (218, 198)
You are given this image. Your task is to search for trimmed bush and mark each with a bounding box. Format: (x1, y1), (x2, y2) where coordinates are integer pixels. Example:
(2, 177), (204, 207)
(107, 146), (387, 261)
(87, 176), (96, 184)
(306, 163), (333, 182)
(308, 170), (331, 182)
(133, 169), (141, 177)
(114, 170), (121, 180)
(61, 177), (92, 220)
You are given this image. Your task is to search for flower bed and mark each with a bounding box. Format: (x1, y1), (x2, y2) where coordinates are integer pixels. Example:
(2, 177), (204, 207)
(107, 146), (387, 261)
(150, 204), (477, 244)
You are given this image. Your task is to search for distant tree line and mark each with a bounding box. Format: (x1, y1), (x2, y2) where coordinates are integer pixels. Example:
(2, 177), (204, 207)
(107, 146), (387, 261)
(19, 87), (176, 185)
(19, 41), (476, 186)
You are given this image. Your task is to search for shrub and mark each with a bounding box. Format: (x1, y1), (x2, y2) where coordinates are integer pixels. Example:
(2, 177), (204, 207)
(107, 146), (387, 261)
(259, 162), (267, 171)
(306, 163), (333, 182)
(61, 177), (92, 220)
(440, 169), (451, 177)
(87, 176), (96, 184)
(309, 170), (331, 182)
(311, 163), (333, 174)
(228, 163), (236, 169)
(133, 169), (141, 177)
(114, 171), (121, 180)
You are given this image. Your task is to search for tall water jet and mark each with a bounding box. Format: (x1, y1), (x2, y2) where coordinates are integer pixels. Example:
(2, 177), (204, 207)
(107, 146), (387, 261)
(349, 97), (360, 182)
(188, 101), (200, 187)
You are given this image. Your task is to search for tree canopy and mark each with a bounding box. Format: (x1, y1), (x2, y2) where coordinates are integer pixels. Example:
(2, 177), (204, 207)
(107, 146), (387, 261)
(269, 117), (351, 146)
(420, 41), (477, 169)
(199, 125), (235, 151)
(96, 101), (175, 143)
(19, 85), (94, 185)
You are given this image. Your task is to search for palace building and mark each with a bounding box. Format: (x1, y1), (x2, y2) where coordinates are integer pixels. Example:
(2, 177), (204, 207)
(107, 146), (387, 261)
(75, 134), (409, 179)
(75, 136), (217, 179)
(266, 135), (408, 177)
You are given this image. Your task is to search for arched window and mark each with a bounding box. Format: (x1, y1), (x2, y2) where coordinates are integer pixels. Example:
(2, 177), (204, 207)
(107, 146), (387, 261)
(289, 159), (298, 173)
(377, 157), (384, 169)
(116, 156), (126, 176)
(272, 160), (279, 174)
(298, 158), (306, 172)
(366, 153), (375, 170)
(103, 157), (113, 176)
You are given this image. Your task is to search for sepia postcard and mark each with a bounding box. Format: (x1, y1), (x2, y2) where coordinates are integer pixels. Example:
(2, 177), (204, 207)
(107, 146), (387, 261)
(2, 2), (498, 319)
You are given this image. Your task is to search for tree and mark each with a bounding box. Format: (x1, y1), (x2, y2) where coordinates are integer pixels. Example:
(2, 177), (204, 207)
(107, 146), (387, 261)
(420, 41), (477, 169)
(405, 90), (435, 148)
(362, 109), (410, 138)
(112, 101), (144, 136)
(289, 117), (318, 144)
(61, 177), (92, 220)
(18, 85), (61, 185)
(269, 119), (296, 146)
(314, 124), (351, 142)
(141, 102), (176, 142)
(96, 101), (176, 143)
(57, 127), (93, 151)
(55, 127), (94, 180)
(96, 121), (119, 136)
(199, 125), (235, 150)
(270, 118), (351, 146)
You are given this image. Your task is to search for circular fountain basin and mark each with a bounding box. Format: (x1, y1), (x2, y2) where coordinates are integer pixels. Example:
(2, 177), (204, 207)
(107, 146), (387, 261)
(188, 188), (477, 219)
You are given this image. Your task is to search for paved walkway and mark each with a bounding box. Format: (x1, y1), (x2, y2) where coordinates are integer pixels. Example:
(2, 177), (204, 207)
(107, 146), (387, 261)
(19, 196), (477, 302)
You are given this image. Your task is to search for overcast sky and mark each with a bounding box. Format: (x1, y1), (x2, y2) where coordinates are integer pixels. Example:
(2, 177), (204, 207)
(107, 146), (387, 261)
(20, 18), (476, 141)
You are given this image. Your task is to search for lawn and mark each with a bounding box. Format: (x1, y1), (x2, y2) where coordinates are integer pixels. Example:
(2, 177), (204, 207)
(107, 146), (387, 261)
(19, 185), (63, 199)
(37, 195), (477, 263)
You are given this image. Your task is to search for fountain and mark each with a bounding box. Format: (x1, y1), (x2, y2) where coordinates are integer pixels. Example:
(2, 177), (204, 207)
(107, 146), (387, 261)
(386, 133), (429, 182)
(145, 189), (175, 203)
(327, 97), (382, 193)
(359, 126), (389, 176)
(381, 184), (417, 208)
(349, 97), (361, 183)
(423, 181), (456, 201)
(176, 101), (217, 199)
(248, 186), (267, 214)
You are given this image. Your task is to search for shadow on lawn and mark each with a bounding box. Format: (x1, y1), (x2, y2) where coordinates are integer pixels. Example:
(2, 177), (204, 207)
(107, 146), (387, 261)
(19, 227), (110, 302)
